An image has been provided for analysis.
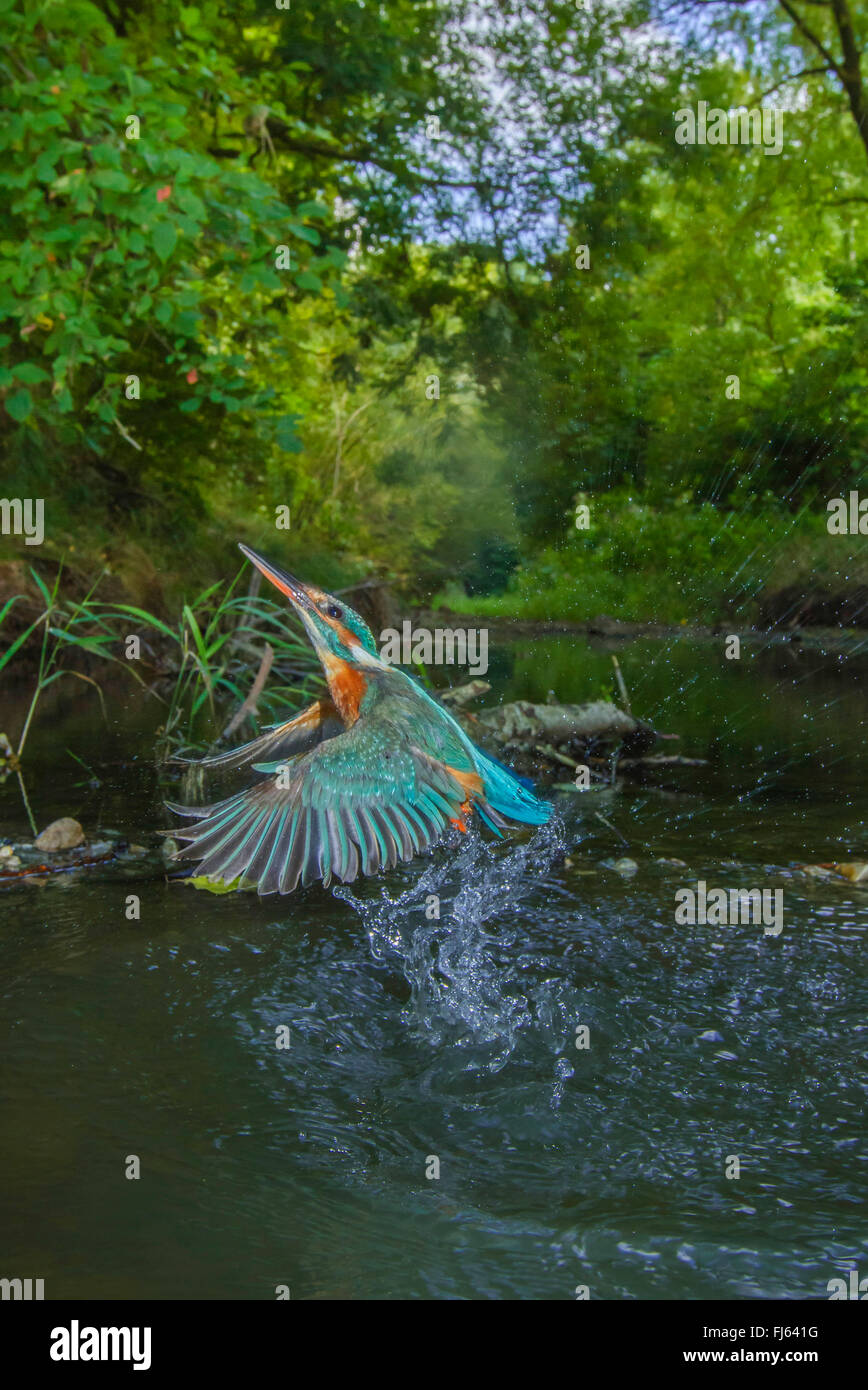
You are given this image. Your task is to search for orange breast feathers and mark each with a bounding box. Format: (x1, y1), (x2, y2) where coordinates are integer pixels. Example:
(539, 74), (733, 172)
(321, 649), (368, 724)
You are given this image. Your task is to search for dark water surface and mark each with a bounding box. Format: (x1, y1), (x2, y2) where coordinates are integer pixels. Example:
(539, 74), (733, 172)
(1, 631), (866, 1299)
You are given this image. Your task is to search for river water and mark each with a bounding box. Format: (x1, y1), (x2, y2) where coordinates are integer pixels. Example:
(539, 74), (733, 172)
(1, 630), (866, 1299)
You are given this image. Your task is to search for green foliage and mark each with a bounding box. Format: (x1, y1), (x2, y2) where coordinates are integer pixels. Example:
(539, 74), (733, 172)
(0, 0), (335, 458)
(441, 493), (868, 625)
(462, 535), (520, 597)
(2, 0), (867, 624)
(0, 565), (321, 764)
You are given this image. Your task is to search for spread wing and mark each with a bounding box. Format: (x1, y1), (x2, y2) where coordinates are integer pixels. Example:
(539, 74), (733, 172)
(174, 699), (344, 777)
(168, 691), (481, 895)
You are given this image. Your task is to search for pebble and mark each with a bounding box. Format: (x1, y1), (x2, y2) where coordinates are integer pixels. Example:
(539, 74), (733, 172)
(34, 817), (85, 851)
(612, 857), (639, 876)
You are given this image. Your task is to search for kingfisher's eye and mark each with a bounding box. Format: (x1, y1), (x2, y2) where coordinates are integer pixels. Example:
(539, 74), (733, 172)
(325, 604), (342, 620)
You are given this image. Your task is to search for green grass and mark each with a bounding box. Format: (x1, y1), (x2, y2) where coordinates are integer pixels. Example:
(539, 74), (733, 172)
(0, 564), (323, 773)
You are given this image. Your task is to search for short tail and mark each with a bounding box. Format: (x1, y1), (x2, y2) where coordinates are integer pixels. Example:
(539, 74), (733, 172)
(474, 746), (551, 826)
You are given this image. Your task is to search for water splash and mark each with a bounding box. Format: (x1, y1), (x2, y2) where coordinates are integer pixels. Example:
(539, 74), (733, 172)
(335, 815), (569, 1071)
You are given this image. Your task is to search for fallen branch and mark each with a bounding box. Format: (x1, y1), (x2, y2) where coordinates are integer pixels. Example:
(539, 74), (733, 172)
(617, 754), (708, 770)
(611, 655), (631, 715)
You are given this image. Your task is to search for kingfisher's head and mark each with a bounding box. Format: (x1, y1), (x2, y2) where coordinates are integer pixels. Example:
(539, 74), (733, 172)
(239, 545), (382, 717)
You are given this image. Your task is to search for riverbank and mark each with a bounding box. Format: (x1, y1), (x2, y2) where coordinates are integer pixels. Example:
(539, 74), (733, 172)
(434, 494), (868, 628)
(4, 488), (868, 680)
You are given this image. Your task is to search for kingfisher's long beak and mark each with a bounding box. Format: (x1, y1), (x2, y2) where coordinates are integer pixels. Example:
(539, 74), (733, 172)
(238, 544), (314, 614)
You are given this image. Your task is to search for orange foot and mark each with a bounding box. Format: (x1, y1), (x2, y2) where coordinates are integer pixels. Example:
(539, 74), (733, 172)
(450, 798), (473, 834)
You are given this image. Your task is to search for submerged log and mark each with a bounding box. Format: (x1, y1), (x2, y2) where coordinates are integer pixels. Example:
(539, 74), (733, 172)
(439, 679), (491, 707)
(474, 699), (652, 747)
(442, 685), (699, 784)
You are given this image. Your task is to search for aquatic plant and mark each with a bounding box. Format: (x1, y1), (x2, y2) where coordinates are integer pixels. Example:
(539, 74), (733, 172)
(0, 564), (322, 803)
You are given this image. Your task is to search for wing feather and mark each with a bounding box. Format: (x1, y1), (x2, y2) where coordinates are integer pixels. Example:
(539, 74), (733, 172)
(175, 699), (343, 773)
(277, 811), (301, 895)
(168, 679), (509, 895)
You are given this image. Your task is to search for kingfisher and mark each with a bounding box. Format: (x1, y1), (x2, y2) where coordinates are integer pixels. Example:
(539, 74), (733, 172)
(168, 545), (551, 895)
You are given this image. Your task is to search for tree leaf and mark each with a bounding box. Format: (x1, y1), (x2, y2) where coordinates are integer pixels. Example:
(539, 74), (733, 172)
(6, 388), (32, 421)
(294, 270), (322, 291)
(93, 169), (133, 192)
(152, 221), (177, 263)
(13, 363), (51, 384)
(186, 875), (257, 894)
